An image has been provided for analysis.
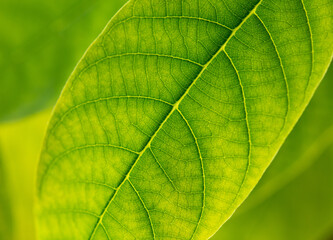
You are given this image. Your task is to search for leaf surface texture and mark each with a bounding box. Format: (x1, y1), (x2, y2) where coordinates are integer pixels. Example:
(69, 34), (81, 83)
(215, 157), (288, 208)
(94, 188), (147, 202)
(212, 65), (333, 240)
(37, 0), (333, 239)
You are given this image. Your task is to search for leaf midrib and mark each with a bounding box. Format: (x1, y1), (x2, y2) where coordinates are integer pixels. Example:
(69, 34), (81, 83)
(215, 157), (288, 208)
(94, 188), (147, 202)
(88, 0), (264, 239)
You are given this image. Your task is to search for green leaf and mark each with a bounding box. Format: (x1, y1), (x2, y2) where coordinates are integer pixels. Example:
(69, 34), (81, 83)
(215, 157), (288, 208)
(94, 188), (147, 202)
(37, 0), (333, 239)
(211, 64), (333, 240)
(0, 0), (127, 121)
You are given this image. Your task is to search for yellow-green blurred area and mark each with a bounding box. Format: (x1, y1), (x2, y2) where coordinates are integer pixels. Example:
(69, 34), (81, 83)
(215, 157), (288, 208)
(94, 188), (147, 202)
(0, 0), (332, 239)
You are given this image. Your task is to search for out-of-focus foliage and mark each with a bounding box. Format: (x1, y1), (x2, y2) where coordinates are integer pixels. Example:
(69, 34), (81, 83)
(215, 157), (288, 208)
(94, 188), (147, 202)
(0, 0), (127, 122)
(0, 110), (50, 240)
(212, 64), (333, 240)
(0, 149), (13, 239)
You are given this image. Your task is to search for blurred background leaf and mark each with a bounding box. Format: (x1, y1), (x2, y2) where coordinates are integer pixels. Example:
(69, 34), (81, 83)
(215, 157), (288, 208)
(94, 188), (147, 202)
(0, 148), (13, 239)
(0, 0), (127, 122)
(0, 110), (50, 240)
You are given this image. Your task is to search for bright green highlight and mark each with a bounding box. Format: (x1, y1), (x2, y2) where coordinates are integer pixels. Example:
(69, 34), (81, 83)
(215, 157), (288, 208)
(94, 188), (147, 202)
(0, 110), (51, 240)
(37, 0), (333, 239)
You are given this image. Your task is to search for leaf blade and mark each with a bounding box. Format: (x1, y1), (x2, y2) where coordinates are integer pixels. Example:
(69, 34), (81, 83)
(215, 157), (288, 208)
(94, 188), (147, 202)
(37, 0), (333, 239)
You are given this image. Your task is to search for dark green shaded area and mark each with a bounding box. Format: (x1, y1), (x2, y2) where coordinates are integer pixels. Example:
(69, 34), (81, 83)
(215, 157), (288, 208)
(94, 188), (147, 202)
(0, 0), (127, 122)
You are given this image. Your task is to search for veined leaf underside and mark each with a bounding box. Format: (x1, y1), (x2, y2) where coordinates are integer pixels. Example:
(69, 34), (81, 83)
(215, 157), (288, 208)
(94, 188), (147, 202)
(37, 0), (332, 239)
